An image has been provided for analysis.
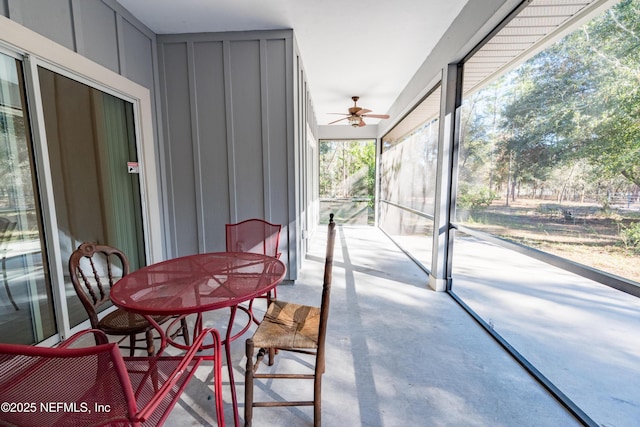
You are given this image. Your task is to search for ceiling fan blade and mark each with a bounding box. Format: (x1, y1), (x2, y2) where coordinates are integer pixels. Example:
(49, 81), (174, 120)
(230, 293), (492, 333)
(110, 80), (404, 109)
(328, 116), (349, 125)
(358, 119), (366, 127)
(355, 109), (371, 116)
(361, 113), (390, 119)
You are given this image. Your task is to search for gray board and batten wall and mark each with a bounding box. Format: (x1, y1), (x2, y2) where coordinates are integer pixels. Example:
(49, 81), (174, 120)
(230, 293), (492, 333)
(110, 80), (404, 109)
(157, 30), (297, 278)
(2, 0), (318, 280)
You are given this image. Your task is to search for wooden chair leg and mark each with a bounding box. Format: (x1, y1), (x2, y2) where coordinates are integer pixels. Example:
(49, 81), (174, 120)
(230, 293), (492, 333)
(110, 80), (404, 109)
(244, 339), (255, 427)
(129, 333), (136, 357)
(268, 348), (276, 366)
(145, 329), (155, 356)
(314, 373), (322, 427)
(180, 318), (190, 346)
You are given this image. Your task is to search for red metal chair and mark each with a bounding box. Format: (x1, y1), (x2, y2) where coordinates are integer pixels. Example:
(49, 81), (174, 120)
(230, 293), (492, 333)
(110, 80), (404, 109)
(226, 219), (282, 321)
(225, 218), (281, 259)
(0, 328), (225, 426)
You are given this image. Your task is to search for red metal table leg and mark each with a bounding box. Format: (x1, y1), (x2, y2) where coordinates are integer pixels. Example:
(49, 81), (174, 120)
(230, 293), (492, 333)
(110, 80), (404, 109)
(225, 305), (240, 427)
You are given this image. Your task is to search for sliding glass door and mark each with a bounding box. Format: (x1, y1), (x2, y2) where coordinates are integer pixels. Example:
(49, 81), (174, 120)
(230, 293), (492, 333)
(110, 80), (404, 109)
(0, 51), (146, 343)
(0, 52), (54, 344)
(38, 67), (146, 329)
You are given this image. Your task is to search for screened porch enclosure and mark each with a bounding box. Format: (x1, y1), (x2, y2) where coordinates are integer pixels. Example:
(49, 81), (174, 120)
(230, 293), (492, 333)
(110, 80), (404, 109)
(376, 1), (640, 425)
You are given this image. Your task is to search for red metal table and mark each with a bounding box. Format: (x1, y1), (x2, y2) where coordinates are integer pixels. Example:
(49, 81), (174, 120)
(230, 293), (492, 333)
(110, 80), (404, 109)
(110, 251), (286, 427)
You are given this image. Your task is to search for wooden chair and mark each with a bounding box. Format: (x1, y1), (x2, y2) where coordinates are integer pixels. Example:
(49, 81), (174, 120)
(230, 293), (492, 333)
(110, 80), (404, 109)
(69, 242), (190, 356)
(226, 218), (282, 321)
(244, 214), (336, 427)
(0, 217), (19, 311)
(0, 328), (225, 426)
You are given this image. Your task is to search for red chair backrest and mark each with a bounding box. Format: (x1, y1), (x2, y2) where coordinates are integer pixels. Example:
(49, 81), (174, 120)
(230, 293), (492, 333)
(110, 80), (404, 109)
(226, 219), (282, 258)
(0, 342), (136, 426)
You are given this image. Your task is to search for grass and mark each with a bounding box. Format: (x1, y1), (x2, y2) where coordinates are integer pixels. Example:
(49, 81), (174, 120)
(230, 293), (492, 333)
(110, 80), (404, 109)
(460, 198), (640, 284)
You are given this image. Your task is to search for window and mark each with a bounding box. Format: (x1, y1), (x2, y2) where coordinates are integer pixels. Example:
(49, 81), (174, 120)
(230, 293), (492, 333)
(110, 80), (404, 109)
(319, 139), (376, 225)
(452, 1), (640, 424)
(457, 0), (640, 283)
(379, 87), (441, 270)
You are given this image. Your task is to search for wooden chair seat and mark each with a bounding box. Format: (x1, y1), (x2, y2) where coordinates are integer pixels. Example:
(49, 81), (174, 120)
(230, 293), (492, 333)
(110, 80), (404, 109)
(252, 300), (320, 349)
(98, 308), (169, 333)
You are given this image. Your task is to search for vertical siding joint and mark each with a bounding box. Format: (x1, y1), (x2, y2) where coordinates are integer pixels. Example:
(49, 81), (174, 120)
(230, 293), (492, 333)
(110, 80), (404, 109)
(69, 0), (83, 54)
(259, 38), (271, 219)
(223, 40), (237, 222)
(186, 40), (206, 253)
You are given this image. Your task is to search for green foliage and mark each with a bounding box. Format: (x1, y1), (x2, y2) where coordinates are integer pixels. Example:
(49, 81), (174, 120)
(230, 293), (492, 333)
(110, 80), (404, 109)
(457, 184), (496, 209)
(459, 0), (640, 202)
(619, 222), (640, 251)
(600, 197), (612, 214)
(319, 139), (376, 199)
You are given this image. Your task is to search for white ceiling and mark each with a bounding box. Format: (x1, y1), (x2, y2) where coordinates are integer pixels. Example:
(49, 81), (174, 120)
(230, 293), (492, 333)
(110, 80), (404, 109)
(116, 0), (469, 127)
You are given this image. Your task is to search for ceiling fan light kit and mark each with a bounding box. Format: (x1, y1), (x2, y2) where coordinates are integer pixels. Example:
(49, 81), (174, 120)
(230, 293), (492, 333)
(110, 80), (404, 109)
(328, 96), (390, 127)
(347, 116), (362, 127)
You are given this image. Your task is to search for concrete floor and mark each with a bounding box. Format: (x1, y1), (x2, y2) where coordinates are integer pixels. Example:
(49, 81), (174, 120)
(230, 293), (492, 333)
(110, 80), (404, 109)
(165, 224), (585, 426)
(452, 235), (640, 427)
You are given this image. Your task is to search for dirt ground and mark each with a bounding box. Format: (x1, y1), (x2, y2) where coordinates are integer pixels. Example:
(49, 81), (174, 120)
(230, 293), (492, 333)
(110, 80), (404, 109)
(459, 198), (640, 283)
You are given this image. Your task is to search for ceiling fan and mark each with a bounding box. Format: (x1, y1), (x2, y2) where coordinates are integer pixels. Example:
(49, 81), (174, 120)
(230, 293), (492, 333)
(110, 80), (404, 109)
(328, 96), (390, 127)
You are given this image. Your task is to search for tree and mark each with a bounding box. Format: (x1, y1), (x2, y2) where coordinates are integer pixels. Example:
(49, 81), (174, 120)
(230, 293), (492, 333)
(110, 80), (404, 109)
(319, 140), (376, 199)
(498, 0), (640, 190)
(581, 0), (640, 187)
